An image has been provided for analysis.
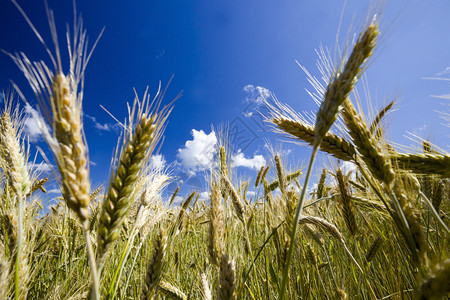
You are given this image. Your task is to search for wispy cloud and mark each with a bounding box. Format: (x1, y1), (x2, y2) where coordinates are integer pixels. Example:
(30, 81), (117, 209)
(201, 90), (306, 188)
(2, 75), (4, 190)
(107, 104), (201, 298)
(436, 66), (450, 76)
(85, 114), (121, 133)
(29, 161), (53, 173)
(46, 188), (62, 194)
(177, 129), (217, 175)
(243, 84), (271, 105)
(242, 84), (273, 131)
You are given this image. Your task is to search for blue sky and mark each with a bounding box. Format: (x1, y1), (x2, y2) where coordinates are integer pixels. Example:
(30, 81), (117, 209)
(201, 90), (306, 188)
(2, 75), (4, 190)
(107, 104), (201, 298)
(1, 0), (449, 202)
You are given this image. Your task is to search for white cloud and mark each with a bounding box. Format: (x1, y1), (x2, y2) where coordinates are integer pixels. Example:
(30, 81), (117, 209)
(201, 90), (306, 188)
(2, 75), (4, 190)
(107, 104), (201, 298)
(230, 151), (266, 170)
(307, 183), (318, 197)
(247, 190), (256, 198)
(243, 84), (271, 105)
(29, 161), (53, 173)
(177, 129), (217, 173)
(341, 161), (357, 176)
(150, 154), (166, 170)
(198, 191), (209, 202)
(172, 195), (184, 205)
(46, 188), (61, 194)
(24, 104), (45, 142)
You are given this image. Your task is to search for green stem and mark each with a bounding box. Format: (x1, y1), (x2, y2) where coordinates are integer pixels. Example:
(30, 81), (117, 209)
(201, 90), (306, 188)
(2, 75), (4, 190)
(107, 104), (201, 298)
(107, 207), (143, 299)
(14, 197), (23, 300)
(419, 191), (450, 235)
(279, 145), (319, 300)
(238, 221), (285, 298)
(303, 194), (337, 209)
(243, 221), (262, 299)
(86, 229), (100, 300)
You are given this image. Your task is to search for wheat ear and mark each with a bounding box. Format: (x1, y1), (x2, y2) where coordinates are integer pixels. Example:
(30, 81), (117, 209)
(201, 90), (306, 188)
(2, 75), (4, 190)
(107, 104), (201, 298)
(221, 176), (245, 223)
(265, 169), (302, 193)
(317, 169), (327, 200)
(209, 182), (224, 267)
(272, 117), (356, 162)
(0, 112), (31, 200)
(369, 100), (394, 134)
(0, 99), (32, 300)
(97, 114), (157, 260)
(342, 99), (394, 184)
(6, 5), (104, 295)
(417, 258), (450, 300)
(392, 153), (450, 178)
(336, 168), (357, 235)
(255, 166), (265, 187)
(158, 280), (187, 300)
(314, 22), (379, 144)
(200, 273), (212, 300)
(141, 229), (167, 300)
(299, 215), (363, 273)
(365, 236), (382, 263)
(274, 154), (286, 195)
(218, 254), (236, 300)
(97, 87), (175, 266)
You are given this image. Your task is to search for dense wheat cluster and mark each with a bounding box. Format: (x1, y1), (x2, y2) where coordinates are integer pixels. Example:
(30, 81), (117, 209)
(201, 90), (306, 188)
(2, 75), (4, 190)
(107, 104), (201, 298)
(0, 2), (449, 300)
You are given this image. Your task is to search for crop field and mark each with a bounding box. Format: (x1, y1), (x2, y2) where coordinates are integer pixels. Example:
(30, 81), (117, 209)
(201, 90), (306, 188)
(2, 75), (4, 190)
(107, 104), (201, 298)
(0, 1), (449, 299)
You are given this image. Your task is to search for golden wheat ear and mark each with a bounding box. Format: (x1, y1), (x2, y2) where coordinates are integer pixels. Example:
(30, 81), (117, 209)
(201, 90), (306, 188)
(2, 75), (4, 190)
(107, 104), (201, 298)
(5, 2), (104, 229)
(218, 254), (236, 300)
(314, 21), (379, 145)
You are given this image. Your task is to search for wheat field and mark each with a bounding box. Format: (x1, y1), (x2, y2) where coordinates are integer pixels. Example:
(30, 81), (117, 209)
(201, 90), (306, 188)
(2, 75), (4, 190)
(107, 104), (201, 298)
(0, 1), (449, 300)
